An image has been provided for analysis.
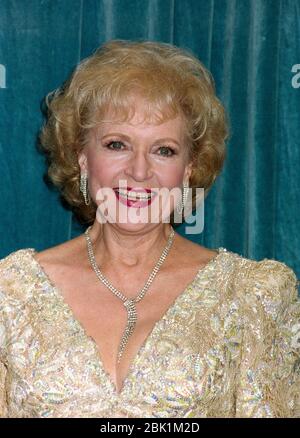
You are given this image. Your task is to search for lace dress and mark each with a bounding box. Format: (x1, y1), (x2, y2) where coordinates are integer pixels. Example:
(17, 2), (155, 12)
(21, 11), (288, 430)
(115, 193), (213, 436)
(0, 247), (299, 418)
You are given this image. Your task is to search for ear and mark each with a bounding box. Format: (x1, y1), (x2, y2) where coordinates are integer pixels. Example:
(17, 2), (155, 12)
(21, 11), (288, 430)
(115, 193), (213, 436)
(184, 161), (193, 184)
(78, 150), (88, 173)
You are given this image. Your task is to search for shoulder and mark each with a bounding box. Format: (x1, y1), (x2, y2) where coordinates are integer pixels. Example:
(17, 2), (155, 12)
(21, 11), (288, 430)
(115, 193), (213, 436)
(176, 237), (298, 301)
(233, 255), (299, 321)
(0, 248), (33, 269)
(33, 234), (87, 270)
(197, 246), (299, 319)
(215, 247), (298, 293)
(0, 237), (83, 303)
(246, 257), (297, 300)
(173, 233), (221, 270)
(0, 248), (36, 289)
(245, 257), (298, 290)
(0, 248), (40, 305)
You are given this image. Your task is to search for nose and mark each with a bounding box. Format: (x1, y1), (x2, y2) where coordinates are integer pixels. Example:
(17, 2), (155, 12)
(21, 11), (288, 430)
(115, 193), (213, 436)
(124, 149), (153, 182)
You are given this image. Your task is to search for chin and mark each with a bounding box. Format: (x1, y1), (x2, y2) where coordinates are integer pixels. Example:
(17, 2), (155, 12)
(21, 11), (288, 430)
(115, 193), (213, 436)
(111, 221), (162, 234)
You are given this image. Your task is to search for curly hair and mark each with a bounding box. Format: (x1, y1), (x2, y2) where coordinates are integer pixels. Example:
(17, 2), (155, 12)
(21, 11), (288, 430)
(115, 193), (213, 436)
(39, 39), (229, 225)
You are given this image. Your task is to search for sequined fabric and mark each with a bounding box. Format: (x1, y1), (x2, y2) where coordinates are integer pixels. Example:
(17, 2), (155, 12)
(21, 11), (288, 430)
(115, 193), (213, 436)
(0, 247), (299, 418)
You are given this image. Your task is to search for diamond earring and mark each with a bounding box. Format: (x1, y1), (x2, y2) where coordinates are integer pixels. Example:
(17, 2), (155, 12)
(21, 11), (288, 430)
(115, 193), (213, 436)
(80, 172), (91, 205)
(176, 181), (189, 215)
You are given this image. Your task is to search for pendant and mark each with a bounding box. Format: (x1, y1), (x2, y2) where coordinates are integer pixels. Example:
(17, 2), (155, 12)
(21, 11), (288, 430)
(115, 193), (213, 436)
(117, 299), (137, 363)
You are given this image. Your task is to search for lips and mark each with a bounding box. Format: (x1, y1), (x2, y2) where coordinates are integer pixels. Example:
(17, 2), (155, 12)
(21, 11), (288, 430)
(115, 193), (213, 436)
(113, 187), (156, 200)
(126, 187), (153, 193)
(113, 187), (157, 207)
(113, 187), (155, 194)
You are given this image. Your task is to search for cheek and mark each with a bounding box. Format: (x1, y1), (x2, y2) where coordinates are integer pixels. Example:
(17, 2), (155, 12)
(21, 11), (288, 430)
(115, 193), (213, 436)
(87, 150), (187, 189)
(156, 164), (187, 187)
(87, 155), (121, 186)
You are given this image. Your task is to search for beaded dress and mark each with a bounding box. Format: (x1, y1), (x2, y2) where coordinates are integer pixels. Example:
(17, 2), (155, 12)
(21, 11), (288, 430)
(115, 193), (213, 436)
(0, 248), (299, 418)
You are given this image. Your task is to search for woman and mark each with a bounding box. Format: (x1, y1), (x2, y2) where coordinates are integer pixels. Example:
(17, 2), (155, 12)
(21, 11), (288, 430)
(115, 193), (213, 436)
(0, 40), (299, 418)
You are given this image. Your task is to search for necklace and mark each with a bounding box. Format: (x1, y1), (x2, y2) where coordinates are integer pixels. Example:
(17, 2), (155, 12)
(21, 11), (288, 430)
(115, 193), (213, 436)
(84, 225), (175, 363)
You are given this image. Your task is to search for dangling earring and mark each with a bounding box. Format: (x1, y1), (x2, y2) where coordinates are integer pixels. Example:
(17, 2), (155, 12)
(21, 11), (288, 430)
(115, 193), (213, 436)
(80, 172), (91, 205)
(176, 181), (189, 215)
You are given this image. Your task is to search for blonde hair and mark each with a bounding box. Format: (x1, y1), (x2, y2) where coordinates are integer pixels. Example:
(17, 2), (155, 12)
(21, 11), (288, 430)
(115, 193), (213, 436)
(39, 39), (229, 225)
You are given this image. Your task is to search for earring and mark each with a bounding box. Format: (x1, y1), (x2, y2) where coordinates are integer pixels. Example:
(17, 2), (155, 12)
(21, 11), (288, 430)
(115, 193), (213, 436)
(176, 181), (189, 215)
(80, 172), (91, 205)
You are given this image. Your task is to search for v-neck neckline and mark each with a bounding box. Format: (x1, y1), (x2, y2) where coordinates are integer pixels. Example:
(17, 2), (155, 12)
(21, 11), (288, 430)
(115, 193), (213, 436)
(26, 247), (225, 397)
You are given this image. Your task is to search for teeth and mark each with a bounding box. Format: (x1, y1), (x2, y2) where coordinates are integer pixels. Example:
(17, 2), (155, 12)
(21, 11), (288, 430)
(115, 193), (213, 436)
(117, 188), (129, 196)
(116, 189), (153, 201)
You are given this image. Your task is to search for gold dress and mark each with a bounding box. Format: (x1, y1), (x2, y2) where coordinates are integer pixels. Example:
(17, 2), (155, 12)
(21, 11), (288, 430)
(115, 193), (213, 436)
(0, 247), (299, 418)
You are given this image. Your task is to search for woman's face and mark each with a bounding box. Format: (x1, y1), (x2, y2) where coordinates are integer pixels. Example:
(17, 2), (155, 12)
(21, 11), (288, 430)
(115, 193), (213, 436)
(78, 99), (193, 233)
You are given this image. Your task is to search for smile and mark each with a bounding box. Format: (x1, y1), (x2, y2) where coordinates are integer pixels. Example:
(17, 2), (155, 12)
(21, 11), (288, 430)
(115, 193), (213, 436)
(113, 188), (157, 208)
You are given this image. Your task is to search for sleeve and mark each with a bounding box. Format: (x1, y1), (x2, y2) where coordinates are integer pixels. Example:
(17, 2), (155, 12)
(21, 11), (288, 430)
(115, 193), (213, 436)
(235, 259), (300, 418)
(0, 261), (9, 417)
(0, 361), (8, 417)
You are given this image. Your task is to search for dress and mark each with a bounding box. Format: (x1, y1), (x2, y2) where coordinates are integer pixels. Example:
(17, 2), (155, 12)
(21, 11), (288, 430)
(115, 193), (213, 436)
(0, 247), (299, 418)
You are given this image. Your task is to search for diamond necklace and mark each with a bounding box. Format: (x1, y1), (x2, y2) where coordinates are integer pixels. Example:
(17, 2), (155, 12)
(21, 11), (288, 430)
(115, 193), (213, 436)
(84, 225), (175, 363)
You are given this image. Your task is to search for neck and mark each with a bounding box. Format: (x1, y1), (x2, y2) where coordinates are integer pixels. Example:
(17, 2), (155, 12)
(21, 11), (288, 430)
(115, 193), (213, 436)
(87, 222), (174, 273)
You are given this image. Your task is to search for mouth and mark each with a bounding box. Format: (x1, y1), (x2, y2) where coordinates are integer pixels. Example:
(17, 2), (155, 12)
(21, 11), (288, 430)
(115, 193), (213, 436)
(113, 187), (157, 207)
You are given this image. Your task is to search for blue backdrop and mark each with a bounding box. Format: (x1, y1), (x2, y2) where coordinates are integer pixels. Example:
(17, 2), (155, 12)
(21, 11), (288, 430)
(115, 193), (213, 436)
(0, 0), (299, 284)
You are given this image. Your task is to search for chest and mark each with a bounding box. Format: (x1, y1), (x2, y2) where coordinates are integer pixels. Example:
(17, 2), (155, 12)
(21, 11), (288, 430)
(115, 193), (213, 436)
(7, 256), (241, 417)
(38, 262), (206, 393)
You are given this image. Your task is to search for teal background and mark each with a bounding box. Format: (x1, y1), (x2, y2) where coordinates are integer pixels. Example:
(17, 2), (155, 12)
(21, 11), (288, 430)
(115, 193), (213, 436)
(0, 0), (299, 283)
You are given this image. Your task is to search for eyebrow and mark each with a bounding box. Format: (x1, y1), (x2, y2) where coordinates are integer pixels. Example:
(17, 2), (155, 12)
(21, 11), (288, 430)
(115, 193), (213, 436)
(100, 133), (181, 147)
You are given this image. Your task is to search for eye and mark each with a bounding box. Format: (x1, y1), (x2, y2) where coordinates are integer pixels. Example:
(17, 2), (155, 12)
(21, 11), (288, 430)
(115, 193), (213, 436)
(157, 146), (176, 157)
(104, 140), (125, 151)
